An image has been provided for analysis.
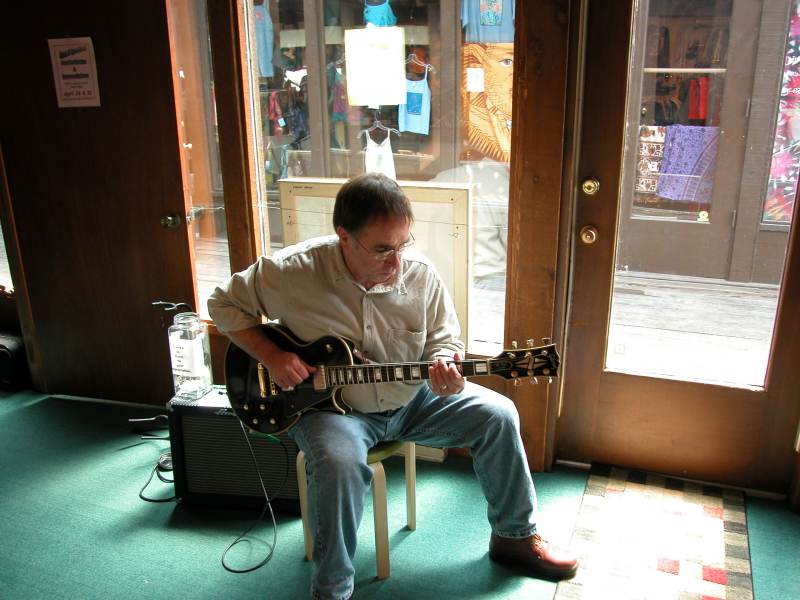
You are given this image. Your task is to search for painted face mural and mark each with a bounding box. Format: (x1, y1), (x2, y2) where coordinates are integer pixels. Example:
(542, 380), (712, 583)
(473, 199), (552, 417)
(461, 43), (514, 163)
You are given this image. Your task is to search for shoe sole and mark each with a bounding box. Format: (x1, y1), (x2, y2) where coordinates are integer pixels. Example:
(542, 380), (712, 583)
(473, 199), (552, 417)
(489, 550), (578, 581)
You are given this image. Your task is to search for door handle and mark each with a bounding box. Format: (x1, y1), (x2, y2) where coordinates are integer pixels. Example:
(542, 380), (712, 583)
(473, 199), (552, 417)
(160, 213), (183, 229)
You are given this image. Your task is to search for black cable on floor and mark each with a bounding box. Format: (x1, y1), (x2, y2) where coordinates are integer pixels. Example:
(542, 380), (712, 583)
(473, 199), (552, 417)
(221, 421), (290, 574)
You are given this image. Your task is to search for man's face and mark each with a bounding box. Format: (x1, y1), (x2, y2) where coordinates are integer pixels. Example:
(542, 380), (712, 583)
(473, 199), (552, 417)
(337, 215), (412, 289)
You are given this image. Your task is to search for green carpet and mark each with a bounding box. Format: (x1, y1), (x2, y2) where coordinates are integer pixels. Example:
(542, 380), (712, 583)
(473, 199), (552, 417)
(0, 392), (585, 600)
(1, 391), (798, 600)
(746, 496), (800, 600)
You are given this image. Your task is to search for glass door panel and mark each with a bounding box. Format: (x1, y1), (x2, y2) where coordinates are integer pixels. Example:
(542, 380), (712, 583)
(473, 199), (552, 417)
(167, 0), (231, 319)
(606, 0), (796, 387)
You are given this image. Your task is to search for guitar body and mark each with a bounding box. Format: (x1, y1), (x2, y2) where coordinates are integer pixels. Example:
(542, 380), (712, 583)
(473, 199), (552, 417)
(225, 324), (356, 434)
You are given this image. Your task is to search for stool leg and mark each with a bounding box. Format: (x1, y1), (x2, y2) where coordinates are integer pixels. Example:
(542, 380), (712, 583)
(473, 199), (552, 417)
(371, 462), (390, 579)
(296, 451), (313, 561)
(404, 442), (416, 531)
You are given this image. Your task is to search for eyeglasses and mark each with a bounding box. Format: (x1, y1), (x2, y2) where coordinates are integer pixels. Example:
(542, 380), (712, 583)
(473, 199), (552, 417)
(353, 232), (415, 261)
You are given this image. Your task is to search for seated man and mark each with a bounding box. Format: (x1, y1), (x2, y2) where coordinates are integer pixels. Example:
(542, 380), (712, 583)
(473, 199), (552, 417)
(208, 173), (577, 600)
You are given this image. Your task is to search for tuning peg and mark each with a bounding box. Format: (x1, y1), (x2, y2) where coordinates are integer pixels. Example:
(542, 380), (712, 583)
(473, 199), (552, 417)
(526, 338), (534, 347)
(547, 377), (553, 384)
(513, 378), (521, 386)
(542, 337), (551, 345)
(511, 340), (518, 349)
(529, 376), (539, 385)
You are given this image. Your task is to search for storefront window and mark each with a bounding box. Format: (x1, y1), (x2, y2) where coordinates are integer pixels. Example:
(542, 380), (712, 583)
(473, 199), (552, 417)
(763, 0), (800, 225)
(632, 5), (729, 223)
(243, 0), (515, 354)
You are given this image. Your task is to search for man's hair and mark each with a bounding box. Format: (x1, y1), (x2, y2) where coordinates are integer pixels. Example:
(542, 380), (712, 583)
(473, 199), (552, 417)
(333, 173), (414, 233)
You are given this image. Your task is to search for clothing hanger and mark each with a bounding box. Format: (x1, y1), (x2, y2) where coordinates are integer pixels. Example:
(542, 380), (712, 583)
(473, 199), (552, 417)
(405, 53), (436, 73)
(359, 117), (400, 140)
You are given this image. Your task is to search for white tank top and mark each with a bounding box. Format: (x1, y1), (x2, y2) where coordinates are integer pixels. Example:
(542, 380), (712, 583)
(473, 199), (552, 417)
(364, 134), (396, 180)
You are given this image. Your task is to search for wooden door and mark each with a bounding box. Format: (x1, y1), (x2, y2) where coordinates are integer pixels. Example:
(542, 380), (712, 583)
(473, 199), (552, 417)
(1, 3), (195, 403)
(557, 0), (800, 491)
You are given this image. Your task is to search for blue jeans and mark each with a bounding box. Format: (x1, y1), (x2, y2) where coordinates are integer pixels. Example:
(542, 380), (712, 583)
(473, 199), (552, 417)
(288, 381), (538, 600)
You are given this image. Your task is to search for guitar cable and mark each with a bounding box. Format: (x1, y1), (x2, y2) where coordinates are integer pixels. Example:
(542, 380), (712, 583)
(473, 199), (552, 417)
(130, 415), (176, 503)
(220, 420), (290, 574)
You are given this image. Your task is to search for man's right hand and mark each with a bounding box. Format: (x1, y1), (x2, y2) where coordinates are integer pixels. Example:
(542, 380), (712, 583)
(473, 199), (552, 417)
(263, 348), (316, 390)
(225, 326), (316, 390)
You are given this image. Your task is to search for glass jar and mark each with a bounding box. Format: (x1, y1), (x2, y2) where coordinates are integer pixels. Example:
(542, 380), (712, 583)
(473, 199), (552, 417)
(167, 312), (213, 400)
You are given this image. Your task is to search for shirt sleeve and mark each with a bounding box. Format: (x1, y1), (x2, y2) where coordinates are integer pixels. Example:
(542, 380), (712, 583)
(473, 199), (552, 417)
(206, 257), (283, 333)
(422, 273), (465, 361)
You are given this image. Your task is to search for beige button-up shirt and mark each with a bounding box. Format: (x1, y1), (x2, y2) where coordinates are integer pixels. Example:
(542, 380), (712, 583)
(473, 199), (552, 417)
(208, 235), (464, 413)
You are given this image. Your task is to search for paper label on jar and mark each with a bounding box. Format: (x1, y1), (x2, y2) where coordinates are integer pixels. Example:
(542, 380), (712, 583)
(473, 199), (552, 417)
(169, 338), (206, 376)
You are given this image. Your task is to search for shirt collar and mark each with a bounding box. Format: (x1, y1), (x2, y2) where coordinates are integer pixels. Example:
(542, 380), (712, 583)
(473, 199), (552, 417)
(331, 240), (408, 295)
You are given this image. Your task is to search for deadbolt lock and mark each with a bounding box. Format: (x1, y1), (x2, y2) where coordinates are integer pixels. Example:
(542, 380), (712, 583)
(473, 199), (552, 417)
(579, 225), (599, 245)
(581, 177), (600, 195)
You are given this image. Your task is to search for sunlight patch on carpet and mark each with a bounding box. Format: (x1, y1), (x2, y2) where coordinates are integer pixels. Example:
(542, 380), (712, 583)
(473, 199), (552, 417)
(555, 464), (753, 600)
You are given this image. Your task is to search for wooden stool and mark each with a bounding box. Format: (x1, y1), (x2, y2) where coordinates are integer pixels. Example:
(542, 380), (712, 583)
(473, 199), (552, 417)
(296, 441), (417, 579)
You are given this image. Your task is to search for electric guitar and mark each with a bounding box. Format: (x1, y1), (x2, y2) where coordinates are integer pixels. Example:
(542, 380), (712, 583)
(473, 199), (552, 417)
(225, 323), (560, 435)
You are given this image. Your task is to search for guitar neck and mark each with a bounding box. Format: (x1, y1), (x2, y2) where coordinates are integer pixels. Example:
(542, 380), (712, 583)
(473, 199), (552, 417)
(323, 359), (489, 388)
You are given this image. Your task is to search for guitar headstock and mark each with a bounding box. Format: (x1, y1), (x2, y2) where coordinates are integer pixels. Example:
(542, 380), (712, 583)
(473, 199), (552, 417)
(489, 338), (560, 385)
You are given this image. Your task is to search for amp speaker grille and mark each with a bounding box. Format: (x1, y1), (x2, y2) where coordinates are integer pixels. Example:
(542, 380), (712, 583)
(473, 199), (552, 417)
(179, 413), (300, 501)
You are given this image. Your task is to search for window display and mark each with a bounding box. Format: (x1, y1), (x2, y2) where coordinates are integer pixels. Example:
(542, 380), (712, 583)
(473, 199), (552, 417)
(242, 0), (516, 353)
(632, 8), (729, 221)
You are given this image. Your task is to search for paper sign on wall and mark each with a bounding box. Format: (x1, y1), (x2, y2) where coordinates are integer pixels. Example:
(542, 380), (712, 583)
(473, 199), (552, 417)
(466, 67), (485, 93)
(48, 37), (101, 108)
(344, 27), (406, 106)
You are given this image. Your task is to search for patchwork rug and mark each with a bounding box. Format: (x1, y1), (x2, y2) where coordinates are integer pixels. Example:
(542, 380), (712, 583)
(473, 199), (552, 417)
(555, 464), (753, 600)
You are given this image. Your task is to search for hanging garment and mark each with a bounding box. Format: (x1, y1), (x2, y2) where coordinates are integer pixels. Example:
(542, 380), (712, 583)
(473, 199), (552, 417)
(364, 134), (396, 180)
(656, 125), (720, 204)
(253, 3), (274, 78)
(461, 0), (515, 43)
(364, 0), (397, 27)
(268, 91), (284, 138)
(688, 77), (710, 121)
(328, 65), (348, 123)
(398, 69), (431, 135)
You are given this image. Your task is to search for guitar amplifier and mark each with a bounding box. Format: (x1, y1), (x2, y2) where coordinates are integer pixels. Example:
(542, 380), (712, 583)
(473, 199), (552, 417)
(167, 389), (301, 513)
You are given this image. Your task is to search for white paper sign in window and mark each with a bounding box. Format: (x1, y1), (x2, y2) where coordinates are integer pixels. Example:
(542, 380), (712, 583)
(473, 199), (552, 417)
(344, 27), (406, 106)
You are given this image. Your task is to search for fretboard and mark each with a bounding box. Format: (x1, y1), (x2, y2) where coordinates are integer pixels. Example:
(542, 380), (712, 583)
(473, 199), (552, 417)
(324, 359), (489, 388)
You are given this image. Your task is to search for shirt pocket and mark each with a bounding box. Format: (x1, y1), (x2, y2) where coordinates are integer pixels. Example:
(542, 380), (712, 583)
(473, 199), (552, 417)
(387, 328), (427, 362)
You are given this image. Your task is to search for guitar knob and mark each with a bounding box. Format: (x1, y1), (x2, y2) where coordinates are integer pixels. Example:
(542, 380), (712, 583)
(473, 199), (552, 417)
(542, 368), (551, 375)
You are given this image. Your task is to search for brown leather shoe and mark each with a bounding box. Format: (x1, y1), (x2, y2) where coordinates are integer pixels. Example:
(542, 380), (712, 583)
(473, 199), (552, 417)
(489, 533), (578, 580)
